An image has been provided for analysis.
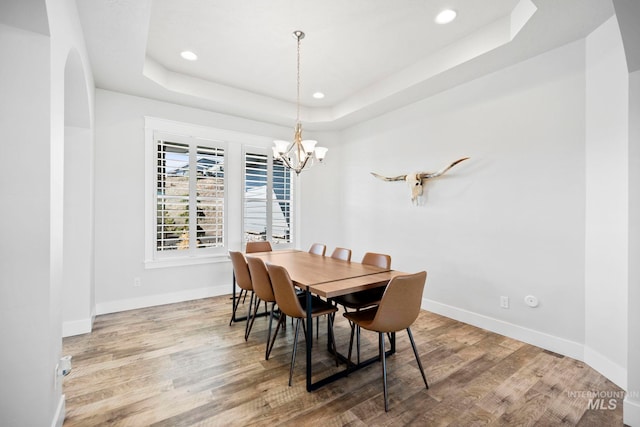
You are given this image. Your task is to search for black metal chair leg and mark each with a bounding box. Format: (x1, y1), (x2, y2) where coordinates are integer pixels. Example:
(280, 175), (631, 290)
(379, 332), (389, 412)
(265, 302), (276, 360)
(407, 327), (428, 389)
(229, 288), (244, 326)
(328, 315), (338, 367)
(289, 318), (301, 386)
(244, 292), (255, 341)
(246, 296), (261, 341)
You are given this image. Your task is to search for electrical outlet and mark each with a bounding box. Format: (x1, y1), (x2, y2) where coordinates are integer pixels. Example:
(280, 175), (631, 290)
(134, 277), (141, 287)
(500, 296), (509, 309)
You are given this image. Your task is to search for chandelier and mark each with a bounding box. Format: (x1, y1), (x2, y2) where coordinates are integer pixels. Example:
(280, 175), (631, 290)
(273, 31), (327, 175)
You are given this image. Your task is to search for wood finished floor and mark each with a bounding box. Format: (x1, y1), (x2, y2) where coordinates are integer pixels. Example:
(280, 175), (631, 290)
(62, 296), (624, 426)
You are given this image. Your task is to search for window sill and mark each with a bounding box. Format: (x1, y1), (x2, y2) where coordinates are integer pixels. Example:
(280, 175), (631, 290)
(144, 253), (229, 269)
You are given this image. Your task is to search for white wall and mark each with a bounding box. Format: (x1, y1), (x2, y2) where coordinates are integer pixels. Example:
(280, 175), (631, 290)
(0, 0), (94, 425)
(627, 66), (640, 427)
(0, 21), (53, 427)
(93, 90), (296, 313)
(584, 16), (629, 389)
(306, 40), (589, 358)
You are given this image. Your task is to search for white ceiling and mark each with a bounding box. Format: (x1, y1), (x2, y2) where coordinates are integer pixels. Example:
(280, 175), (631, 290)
(76, 0), (614, 130)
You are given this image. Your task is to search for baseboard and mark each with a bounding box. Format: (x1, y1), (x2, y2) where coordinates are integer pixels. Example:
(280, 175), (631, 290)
(95, 284), (229, 315)
(62, 318), (93, 337)
(51, 394), (65, 427)
(422, 298), (584, 360)
(584, 345), (627, 389)
(624, 397), (640, 427)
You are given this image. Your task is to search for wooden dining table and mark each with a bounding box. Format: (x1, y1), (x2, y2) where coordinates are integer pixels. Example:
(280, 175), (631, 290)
(244, 250), (407, 392)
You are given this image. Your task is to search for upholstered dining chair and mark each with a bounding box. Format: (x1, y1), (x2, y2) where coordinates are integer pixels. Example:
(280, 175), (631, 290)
(246, 256), (280, 360)
(343, 271), (429, 412)
(333, 252), (391, 311)
(266, 263), (339, 386)
(246, 241), (272, 253)
(332, 252), (392, 362)
(308, 243), (326, 256)
(330, 247), (351, 262)
(228, 251), (256, 340)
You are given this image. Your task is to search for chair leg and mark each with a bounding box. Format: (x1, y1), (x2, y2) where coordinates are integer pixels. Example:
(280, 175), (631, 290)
(244, 292), (255, 341)
(407, 327), (429, 389)
(379, 332), (389, 412)
(265, 302), (276, 360)
(229, 289), (244, 326)
(289, 318), (301, 386)
(245, 295), (261, 341)
(268, 311), (286, 359)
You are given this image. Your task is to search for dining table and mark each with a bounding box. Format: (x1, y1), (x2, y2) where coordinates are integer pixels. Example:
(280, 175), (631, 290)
(244, 249), (407, 392)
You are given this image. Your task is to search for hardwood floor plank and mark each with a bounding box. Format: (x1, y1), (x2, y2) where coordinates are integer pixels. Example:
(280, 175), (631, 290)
(62, 296), (623, 426)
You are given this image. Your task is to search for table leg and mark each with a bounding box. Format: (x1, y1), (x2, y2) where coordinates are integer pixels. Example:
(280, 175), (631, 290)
(306, 291), (313, 392)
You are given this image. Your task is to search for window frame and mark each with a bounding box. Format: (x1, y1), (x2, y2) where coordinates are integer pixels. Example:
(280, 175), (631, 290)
(242, 146), (295, 250)
(144, 117), (298, 269)
(145, 118), (229, 268)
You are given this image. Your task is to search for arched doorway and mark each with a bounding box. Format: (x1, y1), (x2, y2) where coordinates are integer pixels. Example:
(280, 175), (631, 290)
(62, 48), (94, 336)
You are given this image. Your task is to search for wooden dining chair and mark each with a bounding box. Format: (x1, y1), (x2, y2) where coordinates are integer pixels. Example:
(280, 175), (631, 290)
(266, 263), (339, 386)
(330, 247), (351, 261)
(228, 251), (256, 340)
(246, 256), (280, 360)
(344, 271), (429, 412)
(246, 241), (272, 253)
(308, 243), (326, 256)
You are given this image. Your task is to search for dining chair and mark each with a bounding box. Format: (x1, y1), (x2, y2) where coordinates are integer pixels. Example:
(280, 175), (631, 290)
(330, 247), (351, 261)
(308, 243), (326, 256)
(332, 252), (392, 363)
(266, 263), (339, 386)
(343, 271), (429, 412)
(228, 251), (256, 340)
(246, 256), (280, 360)
(246, 241), (273, 253)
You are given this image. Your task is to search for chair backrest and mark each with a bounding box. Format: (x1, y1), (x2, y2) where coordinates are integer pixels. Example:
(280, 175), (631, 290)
(368, 271), (427, 333)
(246, 241), (273, 253)
(265, 263), (305, 318)
(229, 251), (253, 291)
(308, 243), (326, 256)
(331, 247), (352, 262)
(246, 256), (275, 303)
(362, 252), (391, 269)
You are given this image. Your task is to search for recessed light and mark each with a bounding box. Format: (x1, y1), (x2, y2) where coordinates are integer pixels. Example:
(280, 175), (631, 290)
(180, 51), (198, 61)
(312, 92), (325, 99)
(435, 9), (457, 24)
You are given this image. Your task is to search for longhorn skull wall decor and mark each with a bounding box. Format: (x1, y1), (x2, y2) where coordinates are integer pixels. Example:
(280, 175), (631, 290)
(371, 157), (469, 204)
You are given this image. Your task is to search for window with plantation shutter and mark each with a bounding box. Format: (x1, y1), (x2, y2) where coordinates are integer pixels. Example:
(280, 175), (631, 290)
(155, 134), (225, 256)
(243, 148), (294, 247)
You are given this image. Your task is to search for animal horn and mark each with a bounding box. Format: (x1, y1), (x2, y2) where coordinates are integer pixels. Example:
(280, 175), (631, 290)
(418, 157), (469, 180)
(370, 172), (407, 182)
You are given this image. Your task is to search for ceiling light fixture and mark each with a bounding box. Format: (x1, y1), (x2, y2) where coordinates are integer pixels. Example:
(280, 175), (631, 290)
(312, 92), (325, 99)
(435, 9), (457, 24)
(180, 50), (198, 61)
(273, 31), (327, 175)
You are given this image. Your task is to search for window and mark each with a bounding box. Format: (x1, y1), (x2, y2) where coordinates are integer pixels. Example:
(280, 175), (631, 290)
(145, 117), (296, 267)
(244, 148), (294, 247)
(155, 133), (226, 257)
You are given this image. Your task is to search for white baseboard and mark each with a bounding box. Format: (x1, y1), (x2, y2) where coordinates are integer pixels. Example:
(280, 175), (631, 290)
(95, 284), (229, 315)
(584, 345), (627, 390)
(625, 397), (640, 427)
(422, 298), (584, 360)
(51, 394), (65, 427)
(62, 318), (93, 337)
